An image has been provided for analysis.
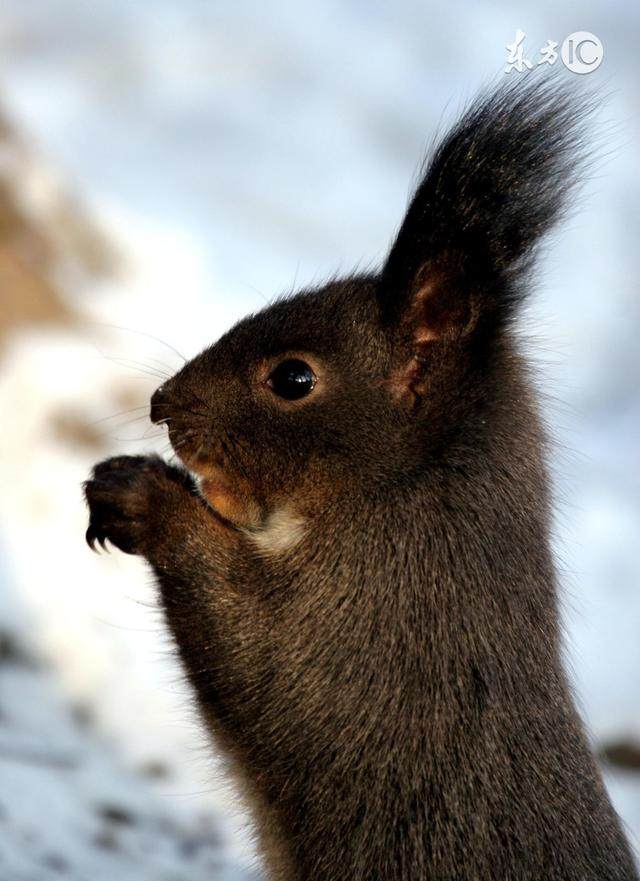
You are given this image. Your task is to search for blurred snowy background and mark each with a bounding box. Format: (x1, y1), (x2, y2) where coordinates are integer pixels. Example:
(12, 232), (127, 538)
(0, 2), (638, 879)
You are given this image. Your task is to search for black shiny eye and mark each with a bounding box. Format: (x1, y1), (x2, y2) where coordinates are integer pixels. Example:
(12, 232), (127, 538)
(267, 359), (317, 401)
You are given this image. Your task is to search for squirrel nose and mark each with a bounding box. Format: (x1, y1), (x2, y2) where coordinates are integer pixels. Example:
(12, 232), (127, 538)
(150, 385), (171, 425)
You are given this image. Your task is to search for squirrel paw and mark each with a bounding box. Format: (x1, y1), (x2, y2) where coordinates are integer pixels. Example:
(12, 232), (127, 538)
(84, 455), (193, 555)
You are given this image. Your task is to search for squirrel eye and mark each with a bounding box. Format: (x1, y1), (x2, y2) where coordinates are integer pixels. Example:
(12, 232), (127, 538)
(267, 359), (316, 401)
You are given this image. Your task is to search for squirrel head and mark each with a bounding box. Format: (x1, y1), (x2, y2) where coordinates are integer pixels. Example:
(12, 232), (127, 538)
(150, 77), (592, 532)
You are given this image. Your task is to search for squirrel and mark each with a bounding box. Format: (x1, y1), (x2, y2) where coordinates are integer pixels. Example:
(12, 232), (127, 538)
(84, 77), (638, 881)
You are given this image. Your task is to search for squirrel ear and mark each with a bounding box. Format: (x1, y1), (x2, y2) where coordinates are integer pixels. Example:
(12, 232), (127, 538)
(389, 259), (480, 346)
(379, 259), (481, 405)
(377, 76), (592, 348)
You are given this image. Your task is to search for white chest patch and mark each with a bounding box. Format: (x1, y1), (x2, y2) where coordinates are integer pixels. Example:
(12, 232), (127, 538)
(245, 507), (306, 555)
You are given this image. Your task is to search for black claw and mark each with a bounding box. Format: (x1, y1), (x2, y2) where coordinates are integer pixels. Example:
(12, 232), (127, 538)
(86, 525), (100, 552)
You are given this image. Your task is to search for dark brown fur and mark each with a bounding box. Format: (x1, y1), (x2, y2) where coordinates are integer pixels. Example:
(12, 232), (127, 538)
(84, 77), (637, 880)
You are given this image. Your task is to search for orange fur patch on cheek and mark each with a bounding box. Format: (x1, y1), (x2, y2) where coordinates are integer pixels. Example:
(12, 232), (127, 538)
(194, 466), (262, 529)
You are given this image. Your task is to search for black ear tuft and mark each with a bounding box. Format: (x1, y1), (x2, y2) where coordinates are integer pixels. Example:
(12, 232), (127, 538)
(378, 74), (596, 336)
